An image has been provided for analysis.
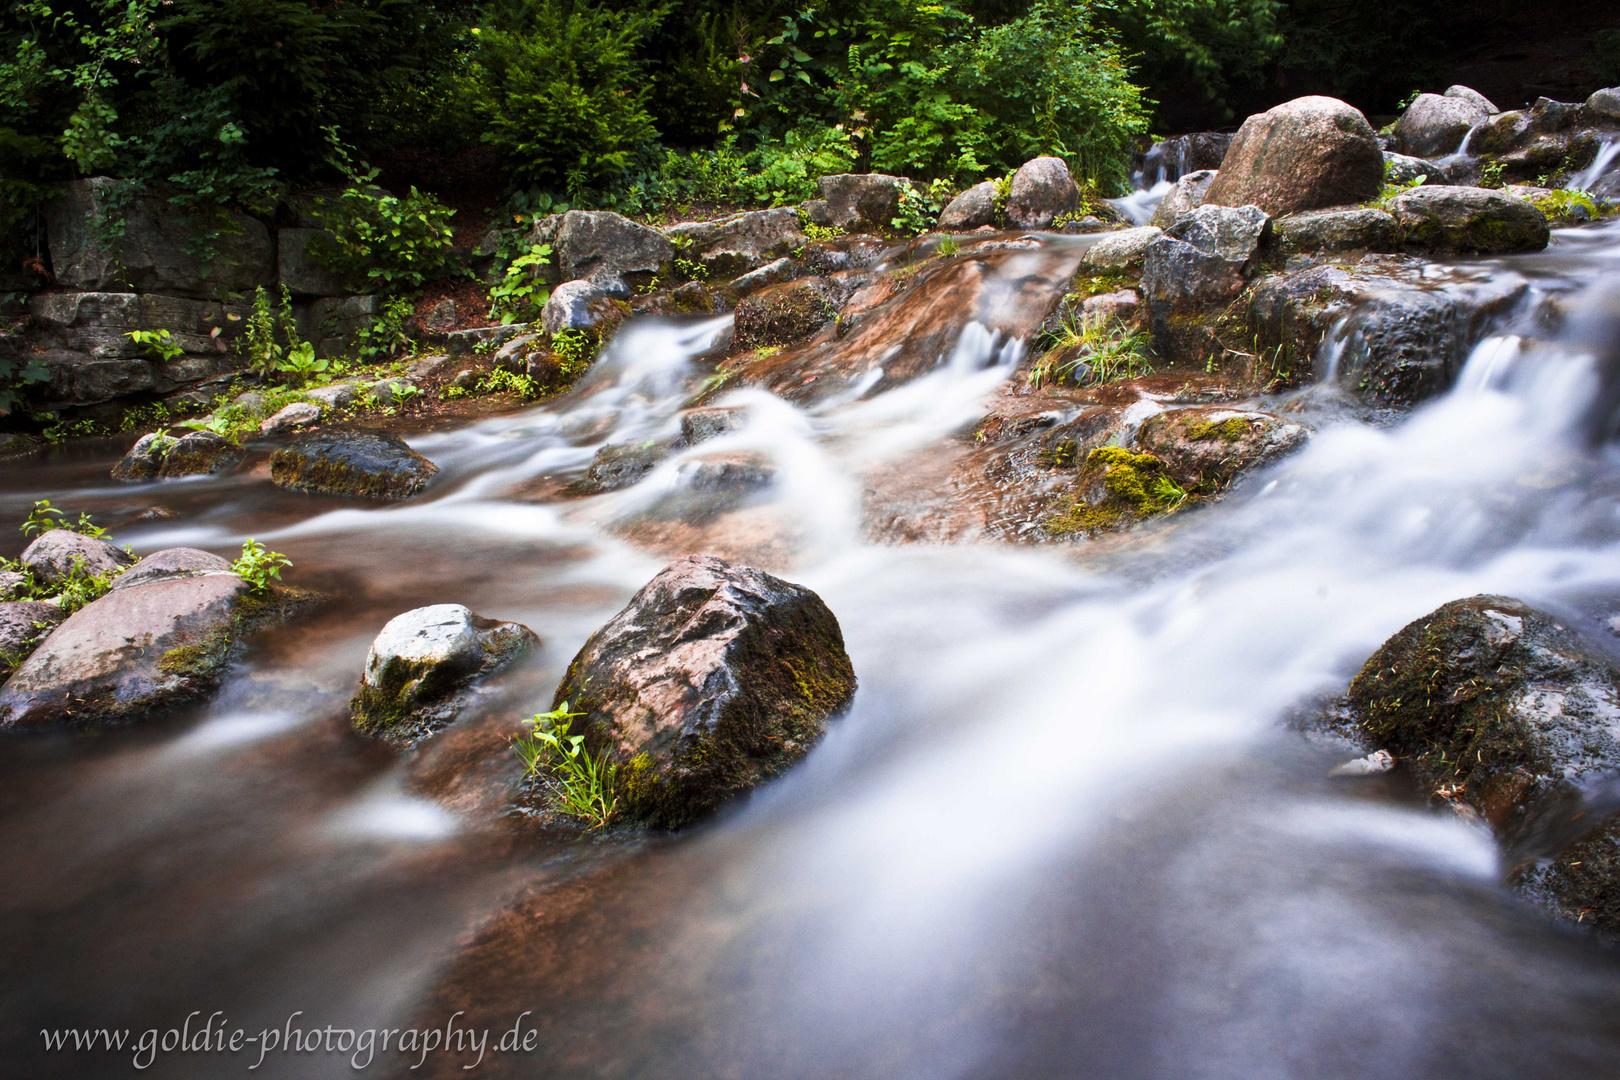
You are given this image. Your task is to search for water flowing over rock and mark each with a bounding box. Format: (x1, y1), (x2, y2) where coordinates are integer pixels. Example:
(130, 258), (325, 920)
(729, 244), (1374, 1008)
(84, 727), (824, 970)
(1007, 157), (1080, 229)
(20, 530), (135, 588)
(1148, 169), (1216, 228)
(938, 181), (998, 230)
(1137, 133), (1230, 184)
(1204, 96), (1384, 216)
(1347, 596), (1620, 936)
(551, 554), (856, 829)
(1385, 186), (1550, 255)
(681, 406), (748, 445)
(270, 431), (439, 500)
(1394, 93), (1492, 157)
(351, 604), (538, 746)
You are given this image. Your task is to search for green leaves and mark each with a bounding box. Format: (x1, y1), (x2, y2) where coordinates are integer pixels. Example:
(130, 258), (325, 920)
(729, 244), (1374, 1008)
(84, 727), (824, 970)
(126, 329), (184, 363)
(488, 242), (553, 325)
(306, 177), (458, 294)
(512, 702), (621, 829)
(231, 539), (292, 593)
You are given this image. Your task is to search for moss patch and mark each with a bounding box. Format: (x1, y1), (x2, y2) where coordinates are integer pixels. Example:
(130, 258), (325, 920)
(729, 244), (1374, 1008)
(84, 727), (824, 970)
(1044, 447), (1186, 538)
(1185, 416), (1253, 443)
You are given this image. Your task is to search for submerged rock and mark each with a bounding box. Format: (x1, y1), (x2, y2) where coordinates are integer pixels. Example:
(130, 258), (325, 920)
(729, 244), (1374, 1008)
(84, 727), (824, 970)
(1347, 596), (1620, 936)
(1386, 186), (1550, 255)
(680, 406), (748, 445)
(351, 604), (538, 746)
(1007, 156), (1080, 229)
(574, 438), (679, 495)
(0, 601), (64, 683)
(552, 554), (857, 829)
(20, 530), (135, 588)
(270, 431), (439, 500)
(1205, 96), (1384, 216)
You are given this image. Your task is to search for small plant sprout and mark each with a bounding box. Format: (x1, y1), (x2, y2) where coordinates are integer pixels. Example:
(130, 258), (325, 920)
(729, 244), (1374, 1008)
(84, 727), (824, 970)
(21, 499), (106, 538)
(232, 540), (292, 592)
(512, 701), (620, 829)
(937, 234), (960, 257)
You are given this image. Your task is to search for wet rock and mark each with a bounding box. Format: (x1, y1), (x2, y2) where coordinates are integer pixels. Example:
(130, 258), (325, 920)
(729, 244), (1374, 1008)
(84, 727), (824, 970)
(259, 401), (321, 435)
(21, 530), (135, 588)
(111, 432), (172, 481)
(552, 554), (857, 828)
(270, 431), (439, 500)
(1142, 205), (1269, 314)
(541, 280), (617, 335)
(718, 257), (803, 304)
(112, 548), (233, 592)
(938, 181), (998, 230)
(811, 173), (909, 232)
(1082, 226), (1163, 271)
(45, 177), (273, 297)
(681, 406), (748, 445)
(664, 208), (805, 278)
(574, 439), (677, 494)
(1007, 156), (1080, 229)
(633, 282), (725, 318)
(1041, 447), (1186, 538)
(158, 431), (243, 478)
(677, 452), (775, 493)
(0, 568), (296, 729)
(0, 602), (64, 683)
(1205, 96), (1384, 216)
(1347, 596), (1620, 935)
(1382, 153), (1450, 187)
(534, 210), (675, 286)
(1269, 207), (1400, 257)
(350, 604), (538, 744)
(1148, 169), (1216, 228)
(732, 278), (841, 350)
(1387, 186), (1549, 254)
(1134, 408), (1309, 495)
(1394, 93), (1491, 157)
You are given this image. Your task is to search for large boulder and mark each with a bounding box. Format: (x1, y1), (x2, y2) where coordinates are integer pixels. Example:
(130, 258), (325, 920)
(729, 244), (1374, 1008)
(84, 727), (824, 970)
(1394, 93), (1491, 157)
(1268, 207), (1400, 256)
(20, 530), (135, 589)
(350, 604), (538, 745)
(540, 279), (622, 336)
(1148, 169), (1216, 228)
(0, 601), (65, 683)
(938, 181), (999, 230)
(45, 178), (273, 298)
(0, 560), (293, 729)
(1445, 85), (1499, 114)
(664, 208), (806, 278)
(1204, 96), (1384, 216)
(805, 174), (910, 233)
(1141, 204), (1269, 313)
(534, 211), (675, 286)
(158, 431), (243, 478)
(1588, 87), (1620, 125)
(270, 431), (439, 500)
(1386, 186), (1550, 254)
(113, 548), (233, 592)
(1006, 157), (1080, 229)
(552, 554), (857, 828)
(1347, 596), (1620, 935)
(1082, 226), (1163, 272)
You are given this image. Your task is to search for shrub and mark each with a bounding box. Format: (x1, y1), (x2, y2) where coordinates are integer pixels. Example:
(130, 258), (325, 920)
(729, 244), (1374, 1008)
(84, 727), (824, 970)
(21, 499), (106, 539)
(307, 177), (458, 293)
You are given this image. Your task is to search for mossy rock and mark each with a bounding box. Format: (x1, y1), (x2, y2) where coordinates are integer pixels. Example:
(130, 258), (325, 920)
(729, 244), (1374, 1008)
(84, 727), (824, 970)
(732, 279), (840, 351)
(270, 430), (439, 500)
(1043, 446), (1186, 538)
(1387, 186), (1550, 255)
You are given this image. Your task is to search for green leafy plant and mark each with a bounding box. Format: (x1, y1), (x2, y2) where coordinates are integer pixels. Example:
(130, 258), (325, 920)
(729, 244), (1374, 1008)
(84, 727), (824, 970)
(477, 368), (541, 398)
(51, 556), (118, 615)
(21, 500), (106, 539)
(891, 178), (954, 236)
(238, 286), (304, 376)
(279, 342), (329, 386)
(1029, 315), (1152, 387)
(937, 234), (961, 257)
(307, 175), (458, 293)
(1478, 159), (1507, 190)
(126, 329), (184, 362)
(513, 701), (620, 829)
(550, 328), (596, 378)
(179, 410), (241, 439)
(231, 539), (291, 592)
(354, 296), (417, 362)
(488, 243), (555, 325)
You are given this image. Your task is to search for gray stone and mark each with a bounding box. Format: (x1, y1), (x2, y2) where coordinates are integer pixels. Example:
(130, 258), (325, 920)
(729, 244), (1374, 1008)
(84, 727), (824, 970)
(1382, 153), (1450, 187)
(298, 295), (378, 359)
(680, 406), (748, 445)
(1079, 289), (1141, 327)
(405, 354), (454, 380)
(549, 554), (856, 828)
(1082, 226), (1163, 271)
(1007, 157), (1079, 229)
(1148, 169), (1217, 228)
(1395, 93), (1490, 157)
(350, 603), (538, 743)
(111, 432), (173, 482)
(533, 210), (674, 285)
(305, 382), (362, 410)
(588, 271), (633, 300)
(231, 391), (270, 417)
(717, 257), (803, 304)
(277, 227), (358, 296)
(541, 280), (614, 335)
(1165, 203), (1270, 267)
(1205, 96), (1384, 216)
(1141, 237), (1246, 311)
(21, 530), (135, 588)
(1588, 87), (1620, 125)
(1386, 185), (1550, 254)
(816, 174), (911, 232)
(270, 430), (439, 500)
(158, 431), (242, 478)
(0, 571), (28, 601)
(112, 548), (234, 592)
(664, 208), (806, 278)
(1270, 207), (1400, 255)
(1445, 85), (1499, 115)
(418, 298), (457, 334)
(0, 601), (64, 683)
(575, 439), (678, 494)
(366, 379), (416, 407)
(938, 181), (999, 230)
(259, 401), (322, 435)
(677, 452), (775, 493)
(45, 178), (273, 298)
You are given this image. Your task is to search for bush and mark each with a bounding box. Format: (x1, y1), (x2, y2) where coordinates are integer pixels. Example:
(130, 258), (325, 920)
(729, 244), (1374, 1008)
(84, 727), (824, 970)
(307, 177), (457, 293)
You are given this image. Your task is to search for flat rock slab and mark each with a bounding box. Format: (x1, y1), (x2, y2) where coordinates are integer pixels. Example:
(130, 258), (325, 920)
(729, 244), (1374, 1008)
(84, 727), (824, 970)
(270, 431), (439, 500)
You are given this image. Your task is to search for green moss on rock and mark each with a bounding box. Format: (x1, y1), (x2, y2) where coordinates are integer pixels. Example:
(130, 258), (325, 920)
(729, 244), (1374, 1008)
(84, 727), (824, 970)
(1044, 447), (1186, 538)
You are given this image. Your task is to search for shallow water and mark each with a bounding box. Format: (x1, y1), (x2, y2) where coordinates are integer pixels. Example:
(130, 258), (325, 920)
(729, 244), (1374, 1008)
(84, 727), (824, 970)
(7, 221), (1620, 1078)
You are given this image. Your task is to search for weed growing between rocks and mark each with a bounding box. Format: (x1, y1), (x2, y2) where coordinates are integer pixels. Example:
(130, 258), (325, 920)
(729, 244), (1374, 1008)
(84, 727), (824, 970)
(1029, 315), (1152, 388)
(513, 701), (621, 830)
(231, 541), (292, 593)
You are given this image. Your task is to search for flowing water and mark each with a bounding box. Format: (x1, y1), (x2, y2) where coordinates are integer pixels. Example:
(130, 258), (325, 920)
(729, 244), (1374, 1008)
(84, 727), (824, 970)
(8, 217), (1620, 1078)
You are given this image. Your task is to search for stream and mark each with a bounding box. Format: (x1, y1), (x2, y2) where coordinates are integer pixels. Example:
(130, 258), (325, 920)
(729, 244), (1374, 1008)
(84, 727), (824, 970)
(6, 216), (1620, 1078)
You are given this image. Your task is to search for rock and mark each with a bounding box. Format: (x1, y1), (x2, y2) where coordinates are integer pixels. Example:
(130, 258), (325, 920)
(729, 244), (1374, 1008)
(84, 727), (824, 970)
(0, 569), (294, 729)
(1079, 289), (1141, 327)
(664, 208), (806, 278)
(1082, 226), (1163, 271)
(297, 295), (377, 359)
(111, 432), (172, 482)
(1042, 447), (1187, 537)
(1142, 205), (1269, 314)
(418, 298), (457, 334)
(158, 431), (242, 478)
(1394, 93), (1491, 157)
(732, 278), (841, 350)
(677, 452), (775, 493)
(716, 257), (803, 305)
(1386, 186), (1550, 254)
(814, 173), (911, 232)
(0, 571), (27, 600)
(666, 281), (723, 316)
(305, 382), (362, 410)
(1134, 408), (1309, 495)
(112, 548), (234, 592)
(1269, 207), (1400, 256)
(1445, 85), (1499, 115)
(1205, 96), (1384, 216)
(588, 272), (633, 300)
(45, 178), (273, 298)
(259, 401), (322, 435)
(20, 530), (135, 588)
(0, 433), (40, 460)
(938, 181), (999, 230)
(680, 406), (748, 445)
(574, 439), (677, 494)
(1347, 596), (1620, 935)
(551, 554), (856, 828)
(350, 604), (538, 743)
(1382, 153), (1450, 187)
(1588, 87), (1620, 125)
(231, 391), (270, 417)
(406, 354), (454, 380)
(276, 227), (357, 296)
(270, 431), (439, 500)
(1007, 157), (1080, 229)
(1329, 749), (1396, 778)
(0, 601), (64, 683)
(1148, 169), (1216, 228)
(1166, 204), (1270, 265)
(541, 280), (617, 335)
(532, 210), (675, 286)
